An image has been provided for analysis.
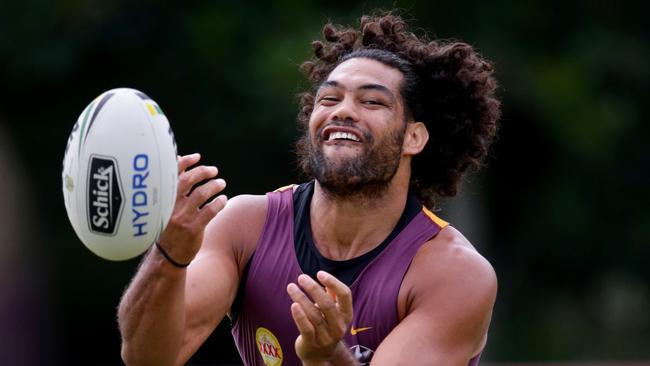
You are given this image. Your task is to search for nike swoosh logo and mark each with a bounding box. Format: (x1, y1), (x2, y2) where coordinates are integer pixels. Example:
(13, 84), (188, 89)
(350, 326), (373, 335)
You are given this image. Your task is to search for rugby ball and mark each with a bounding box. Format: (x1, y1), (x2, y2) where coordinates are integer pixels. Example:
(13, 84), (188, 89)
(62, 88), (178, 261)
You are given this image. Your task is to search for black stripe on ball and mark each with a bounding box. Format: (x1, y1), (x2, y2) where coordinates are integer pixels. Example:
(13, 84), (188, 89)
(85, 92), (115, 141)
(134, 91), (152, 101)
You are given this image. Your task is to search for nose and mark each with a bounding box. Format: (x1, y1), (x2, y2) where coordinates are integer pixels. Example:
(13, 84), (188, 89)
(331, 97), (360, 123)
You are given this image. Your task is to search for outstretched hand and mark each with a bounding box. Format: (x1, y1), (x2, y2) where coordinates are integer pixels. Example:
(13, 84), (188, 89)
(157, 153), (227, 265)
(287, 271), (356, 365)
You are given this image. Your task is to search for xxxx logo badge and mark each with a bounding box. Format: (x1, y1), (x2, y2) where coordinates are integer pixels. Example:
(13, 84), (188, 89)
(256, 327), (283, 366)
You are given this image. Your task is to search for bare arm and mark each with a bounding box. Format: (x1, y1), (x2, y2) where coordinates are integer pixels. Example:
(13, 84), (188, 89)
(117, 154), (264, 366)
(371, 227), (497, 365)
(117, 224), (241, 366)
(174, 194), (265, 363)
(118, 246), (192, 366)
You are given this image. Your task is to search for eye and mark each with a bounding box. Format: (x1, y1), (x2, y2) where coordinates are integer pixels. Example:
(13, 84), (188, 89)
(362, 100), (384, 106)
(318, 96), (340, 105)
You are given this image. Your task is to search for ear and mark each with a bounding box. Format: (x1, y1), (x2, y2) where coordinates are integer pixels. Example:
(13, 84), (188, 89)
(402, 122), (429, 156)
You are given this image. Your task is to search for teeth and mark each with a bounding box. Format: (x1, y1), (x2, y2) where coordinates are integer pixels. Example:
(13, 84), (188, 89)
(328, 131), (360, 142)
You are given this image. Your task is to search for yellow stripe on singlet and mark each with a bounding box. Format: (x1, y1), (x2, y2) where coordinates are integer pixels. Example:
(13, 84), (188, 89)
(422, 207), (449, 228)
(274, 184), (296, 192)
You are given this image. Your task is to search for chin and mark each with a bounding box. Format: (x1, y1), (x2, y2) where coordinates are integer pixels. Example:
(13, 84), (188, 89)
(323, 154), (360, 170)
(323, 144), (363, 157)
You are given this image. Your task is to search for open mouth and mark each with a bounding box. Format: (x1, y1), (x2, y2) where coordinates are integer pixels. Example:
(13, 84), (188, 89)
(326, 131), (361, 142)
(322, 127), (363, 143)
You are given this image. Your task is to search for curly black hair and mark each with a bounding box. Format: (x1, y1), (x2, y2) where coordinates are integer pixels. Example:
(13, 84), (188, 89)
(296, 12), (501, 208)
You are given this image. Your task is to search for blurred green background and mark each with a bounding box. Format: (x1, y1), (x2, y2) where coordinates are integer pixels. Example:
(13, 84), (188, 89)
(0, 0), (648, 365)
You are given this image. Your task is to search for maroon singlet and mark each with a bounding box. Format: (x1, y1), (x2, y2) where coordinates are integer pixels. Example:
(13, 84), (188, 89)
(231, 186), (482, 366)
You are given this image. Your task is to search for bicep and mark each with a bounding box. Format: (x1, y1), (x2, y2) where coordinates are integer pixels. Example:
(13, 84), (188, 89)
(174, 223), (241, 364)
(371, 247), (497, 365)
(371, 307), (480, 366)
(175, 195), (266, 364)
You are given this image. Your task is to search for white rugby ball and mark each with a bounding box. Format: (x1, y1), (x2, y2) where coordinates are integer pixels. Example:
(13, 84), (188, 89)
(62, 88), (178, 261)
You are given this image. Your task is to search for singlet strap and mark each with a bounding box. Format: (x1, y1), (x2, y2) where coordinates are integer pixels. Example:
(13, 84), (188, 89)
(422, 206), (449, 228)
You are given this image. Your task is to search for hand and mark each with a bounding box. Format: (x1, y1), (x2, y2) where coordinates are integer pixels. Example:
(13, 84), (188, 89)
(157, 153), (227, 265)
(287, 271), (354, 365)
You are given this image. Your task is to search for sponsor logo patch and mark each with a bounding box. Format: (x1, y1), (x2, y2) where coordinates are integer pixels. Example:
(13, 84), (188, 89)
(256, 327), (283, 366)
(87, 155), (124, 235)
(131, 154), (150, 237)
(350, 344), (374, 365)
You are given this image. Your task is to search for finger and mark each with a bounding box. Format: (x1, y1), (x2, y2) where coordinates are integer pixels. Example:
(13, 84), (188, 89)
(287, 283), (328, 329)
(178, 166), (219, 196)
(290, 302), (316, 341)
(317, 271), (353, 322)
(297, 274), (340, 327)
(196, 194), (228, 226)
(177, 153), (201, 173)
(186, 178), (226, 208)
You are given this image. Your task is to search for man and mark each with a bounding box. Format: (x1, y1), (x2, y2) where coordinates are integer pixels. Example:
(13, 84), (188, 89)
(118, 12), (501, 366)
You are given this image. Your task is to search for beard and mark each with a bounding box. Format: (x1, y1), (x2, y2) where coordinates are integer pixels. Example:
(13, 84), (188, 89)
(296, 120), (405, 201)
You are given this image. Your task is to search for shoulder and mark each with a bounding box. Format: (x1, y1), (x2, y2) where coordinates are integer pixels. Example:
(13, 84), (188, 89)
(419, 225), (495, 283)
(398, 226), (497, 355)
(221, 193), (269, 217)
(206, 194), (269, 233)
(201, 194), (269, 273)
(407, 225), (497, 307)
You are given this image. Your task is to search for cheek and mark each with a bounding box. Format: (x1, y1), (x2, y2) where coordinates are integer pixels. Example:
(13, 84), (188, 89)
(365, 111), (394, 132)
(308, 108), (328, 135)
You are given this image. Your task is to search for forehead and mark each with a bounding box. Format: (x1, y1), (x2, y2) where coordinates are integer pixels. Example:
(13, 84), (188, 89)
(324, 57), (404, 93)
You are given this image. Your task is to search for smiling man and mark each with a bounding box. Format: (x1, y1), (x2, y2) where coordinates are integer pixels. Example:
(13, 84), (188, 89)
(118, 12), (501, 366)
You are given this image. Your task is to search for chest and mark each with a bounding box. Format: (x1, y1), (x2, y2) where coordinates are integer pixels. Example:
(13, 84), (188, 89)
(239, 256), (403, 365)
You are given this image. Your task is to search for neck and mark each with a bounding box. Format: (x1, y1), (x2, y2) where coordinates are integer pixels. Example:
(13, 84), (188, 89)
(309, 162), (411, 260)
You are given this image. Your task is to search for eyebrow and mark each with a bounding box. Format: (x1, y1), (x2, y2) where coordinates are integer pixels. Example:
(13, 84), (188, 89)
(318, 80), (396, 102)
